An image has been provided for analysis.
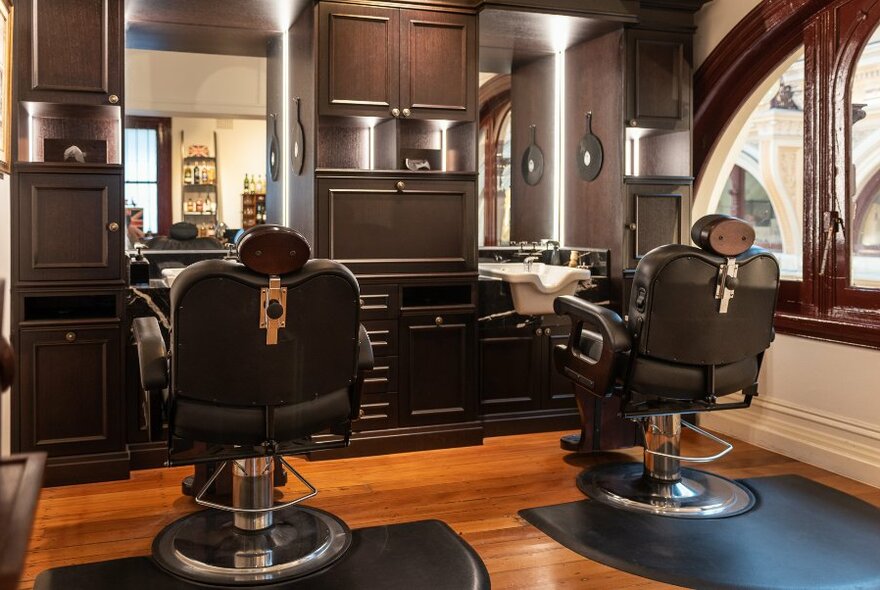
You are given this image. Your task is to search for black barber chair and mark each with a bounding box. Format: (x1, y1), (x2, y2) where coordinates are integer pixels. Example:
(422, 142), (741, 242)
(132, 225), (373, 584)
(554, 215), (779, 518)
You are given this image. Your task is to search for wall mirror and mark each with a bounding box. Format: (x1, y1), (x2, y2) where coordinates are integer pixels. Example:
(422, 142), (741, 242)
(477, 10), (617, 248)
(122, 0), (289, 253)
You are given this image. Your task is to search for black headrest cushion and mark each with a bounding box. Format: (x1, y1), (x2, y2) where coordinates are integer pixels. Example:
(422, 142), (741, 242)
(691, 214), (756, 257)
(169, 222), (198, 241)
(236, 225), (311, 275)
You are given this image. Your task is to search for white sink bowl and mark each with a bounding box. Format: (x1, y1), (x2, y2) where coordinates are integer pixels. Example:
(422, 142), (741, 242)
(480, 262), (591, 316)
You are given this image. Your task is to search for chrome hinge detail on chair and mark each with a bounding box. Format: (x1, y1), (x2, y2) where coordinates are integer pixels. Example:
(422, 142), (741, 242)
(260, 276), (288, 345)
(715, 257), (739, 314)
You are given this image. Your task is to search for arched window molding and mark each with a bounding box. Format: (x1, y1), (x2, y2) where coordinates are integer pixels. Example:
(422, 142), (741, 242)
(695, 0), (880, 348)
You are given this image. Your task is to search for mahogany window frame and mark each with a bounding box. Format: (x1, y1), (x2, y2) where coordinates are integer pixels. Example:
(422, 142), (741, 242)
(694, 0), (880, 349)
(124, 116), (172, 236)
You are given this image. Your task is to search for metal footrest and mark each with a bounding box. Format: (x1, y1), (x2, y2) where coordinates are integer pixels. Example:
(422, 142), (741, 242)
(642, 420), (734, 464)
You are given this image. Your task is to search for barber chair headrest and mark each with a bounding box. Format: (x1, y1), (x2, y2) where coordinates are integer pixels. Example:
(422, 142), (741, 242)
(691, 214), (756, 257)
(170, 221), (199, 241)
(235, 225), (311, 275)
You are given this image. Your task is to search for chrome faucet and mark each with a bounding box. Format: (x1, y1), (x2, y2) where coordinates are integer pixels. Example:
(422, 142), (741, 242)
(523, 255), (539, 271)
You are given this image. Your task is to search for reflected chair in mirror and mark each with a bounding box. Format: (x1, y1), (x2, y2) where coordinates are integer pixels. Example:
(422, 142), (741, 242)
(553, 215), (779, 518)
(132, 224), (374, 584)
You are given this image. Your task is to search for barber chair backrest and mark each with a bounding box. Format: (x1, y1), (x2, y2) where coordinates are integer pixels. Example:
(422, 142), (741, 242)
(169, 226), (361, 407)
(627, 215), (779, 366)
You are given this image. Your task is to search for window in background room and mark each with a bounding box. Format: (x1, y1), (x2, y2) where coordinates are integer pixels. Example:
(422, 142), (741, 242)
(709, 49), (805, 280)
(124, 117), (171, 241)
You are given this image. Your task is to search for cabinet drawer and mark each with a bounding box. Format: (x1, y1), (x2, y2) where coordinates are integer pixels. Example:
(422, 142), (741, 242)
(359, 284), (399, 320)
(354, 391), (398, 431)
(362, 356), (398, 395)
(363, 320), (398, 357)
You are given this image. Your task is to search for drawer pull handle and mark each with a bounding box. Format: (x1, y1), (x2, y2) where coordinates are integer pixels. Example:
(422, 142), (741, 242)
(107, 222), (120, 232)
(435, 316), (444, 326)
(108, 94), (120, 104)
(65, 332), (77, 343)
(391, 107), (401, 118)
(396, 181), (406, 192)
(402, 108), (411, 118)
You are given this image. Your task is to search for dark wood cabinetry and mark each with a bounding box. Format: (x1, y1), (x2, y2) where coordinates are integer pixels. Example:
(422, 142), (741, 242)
(399, 311), (476, 426)
(625, 29), (692, 131)
(318, 2), (475, 121)
(316, 175), (477, 275)
(18, 0), (123, 106)
(17, 324), (123, 458)
(624, 179), (692, 270)
(18, 171), (124, 284)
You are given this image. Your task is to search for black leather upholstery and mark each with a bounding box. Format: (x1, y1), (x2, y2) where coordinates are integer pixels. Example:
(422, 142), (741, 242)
(132, 317), (167, 392)
(555, 215), (779, 415)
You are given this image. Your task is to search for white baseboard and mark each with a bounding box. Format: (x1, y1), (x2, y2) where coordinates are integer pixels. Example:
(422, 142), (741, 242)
(701, 396), (880, 489)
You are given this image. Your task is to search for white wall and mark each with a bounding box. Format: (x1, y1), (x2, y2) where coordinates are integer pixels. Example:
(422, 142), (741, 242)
(171, 117), (266, 228)
(126, 49), (267, 118)
(1, 175), (9, 457)
(694, 0), (880, 487)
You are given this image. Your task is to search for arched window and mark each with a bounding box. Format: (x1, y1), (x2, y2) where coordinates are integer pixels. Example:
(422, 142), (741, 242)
(695, 0), (880, 348)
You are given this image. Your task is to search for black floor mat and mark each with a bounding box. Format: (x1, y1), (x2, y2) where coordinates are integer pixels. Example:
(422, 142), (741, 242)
(34, 519), (489, 590)
(520, 474), (880, 590)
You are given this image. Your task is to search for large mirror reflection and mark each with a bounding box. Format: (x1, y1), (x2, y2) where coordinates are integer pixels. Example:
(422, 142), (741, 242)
(123, 1), (281, 256)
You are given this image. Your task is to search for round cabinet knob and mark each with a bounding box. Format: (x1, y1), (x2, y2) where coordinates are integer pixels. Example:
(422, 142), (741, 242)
(402, 108), (411, 118)
(629, 119), (637, 127)
(391, 107), (401, 118)
(359, 408), (366, 419)
(625, 222), (637, 231)
(359, 298), (365, 307)
(108, 94), (120, 104)
(395, 181), (406, 192)
(535, 328), (543, 336)
(65, 332), (77, 343)
(434, 316), (444, 326)
(544, 328), (552, 335)
(107, 222), (120, 232)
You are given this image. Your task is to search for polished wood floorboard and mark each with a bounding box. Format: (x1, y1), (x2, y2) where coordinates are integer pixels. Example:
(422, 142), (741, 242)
(19, 430), (880, 589)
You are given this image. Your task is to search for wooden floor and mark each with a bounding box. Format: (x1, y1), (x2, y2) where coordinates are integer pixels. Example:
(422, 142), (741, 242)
(19, 430), (880, 589)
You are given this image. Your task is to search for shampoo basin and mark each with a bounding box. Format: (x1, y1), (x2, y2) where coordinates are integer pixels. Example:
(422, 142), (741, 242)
(479, 262), (590, 316)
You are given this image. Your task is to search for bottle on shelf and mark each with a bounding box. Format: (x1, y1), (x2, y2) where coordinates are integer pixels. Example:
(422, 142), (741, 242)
(201, 164), (209, 184)
(184, 165), (193, 185)
(258, 175), (265, 194)
(243, 174), (250, 195)
(208, 163), (216, 184)
(193, 162), (201, 185)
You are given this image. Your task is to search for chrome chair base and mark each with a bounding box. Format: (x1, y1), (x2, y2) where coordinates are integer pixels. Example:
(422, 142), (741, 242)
(577, 462), (755, 519)
(152, 505), (351, 585)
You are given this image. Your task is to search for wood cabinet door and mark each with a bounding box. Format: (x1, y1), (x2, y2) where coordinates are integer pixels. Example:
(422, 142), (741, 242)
(625, 30), (692, 131)
(18, 324), (123, 456)
(19, 0), (123, 105)
(623, 181), (692, 270)
(18, 172), (123, 283)
(318, 2), (399, 118)
(399, 10), (476, 121)
(479, 332), (541, 415)
(317, 176), (477, 275)
(541, 325), (578, 410)
(399, 312), (475, 426)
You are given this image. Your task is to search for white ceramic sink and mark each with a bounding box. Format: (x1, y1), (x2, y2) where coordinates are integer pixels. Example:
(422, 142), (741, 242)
(480, 262), (591, 316)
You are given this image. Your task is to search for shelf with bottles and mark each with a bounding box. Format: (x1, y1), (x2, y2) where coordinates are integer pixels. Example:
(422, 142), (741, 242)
(241, 173), (267, 229)
(182, 158), (217, 187)
(183, 192), (218, 217)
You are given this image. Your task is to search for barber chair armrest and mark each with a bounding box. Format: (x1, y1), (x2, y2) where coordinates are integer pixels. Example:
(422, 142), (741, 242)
(348, 324), (374, 421)
(358, 324), (374, 372)
(553, 296), (631, 397)
(132, 317), (168, 440)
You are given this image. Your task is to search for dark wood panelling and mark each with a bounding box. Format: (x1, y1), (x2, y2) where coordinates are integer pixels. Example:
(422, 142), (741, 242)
(18, 173), (123, 283)
(288, 3), (316, 242)
(125, 22), (276, 57)
(479, 333), (541, 414)
(265, 35), (284, 225)
(18, 324), (122, 457)
(541, 325), (576, 409)
(563, 31), (624, 296)
(509, 54), (555, 243)
(318, 2), (399, 118)
(400, 10), (476, 121)
(316, 176), (476, 275)
(19, 0), (122, 105)
(627, 32), (689, 128)
(29, 117), (120, 164)
(399, 312), (475, 426)
(362, 319), (398, 358)
(125, 0), (281, 31)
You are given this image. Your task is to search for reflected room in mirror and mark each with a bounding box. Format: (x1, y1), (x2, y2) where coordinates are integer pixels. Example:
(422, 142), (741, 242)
(123, 0), (280, 259)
